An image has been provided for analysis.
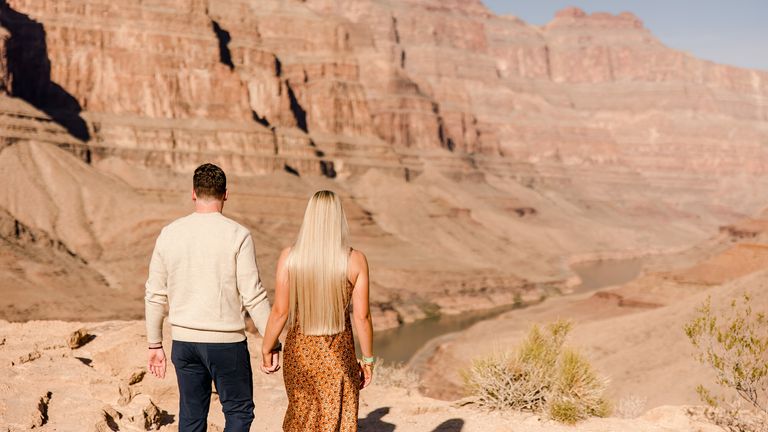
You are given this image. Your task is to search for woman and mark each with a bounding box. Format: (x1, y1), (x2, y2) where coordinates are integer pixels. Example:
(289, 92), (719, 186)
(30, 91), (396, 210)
(260, 190), (374, 432)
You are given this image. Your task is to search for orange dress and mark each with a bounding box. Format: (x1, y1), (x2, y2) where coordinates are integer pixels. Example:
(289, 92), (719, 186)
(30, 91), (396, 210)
(282, 291), (361, 431)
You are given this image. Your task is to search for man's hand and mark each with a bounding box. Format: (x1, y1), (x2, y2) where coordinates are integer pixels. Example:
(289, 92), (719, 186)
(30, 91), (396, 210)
(260, 350), (280, 374)
(148, 348), (167, 379)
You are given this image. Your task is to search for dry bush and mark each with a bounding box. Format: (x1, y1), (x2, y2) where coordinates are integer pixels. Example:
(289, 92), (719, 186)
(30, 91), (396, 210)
(686, 405), (767, 432)
(373, 360), (419, 390)
(463, 320), (610, 424)
(616, 394), (647, 419)
(548, 349), (611, 424)
(684, 294), (768, 432)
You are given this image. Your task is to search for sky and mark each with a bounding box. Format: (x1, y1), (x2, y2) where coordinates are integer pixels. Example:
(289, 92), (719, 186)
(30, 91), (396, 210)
(482, 1), (768, 71)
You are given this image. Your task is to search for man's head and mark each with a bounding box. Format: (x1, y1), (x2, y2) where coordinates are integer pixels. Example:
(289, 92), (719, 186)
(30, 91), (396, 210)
(193, 163), (227, 204)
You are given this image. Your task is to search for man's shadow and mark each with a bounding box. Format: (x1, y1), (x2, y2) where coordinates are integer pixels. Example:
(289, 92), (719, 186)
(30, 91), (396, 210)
(431, 418), (464, 432)
(359, 407), (465, 432)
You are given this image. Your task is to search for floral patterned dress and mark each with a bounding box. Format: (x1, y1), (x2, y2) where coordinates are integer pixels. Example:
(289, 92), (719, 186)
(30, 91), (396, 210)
(282, 290), (360, 431)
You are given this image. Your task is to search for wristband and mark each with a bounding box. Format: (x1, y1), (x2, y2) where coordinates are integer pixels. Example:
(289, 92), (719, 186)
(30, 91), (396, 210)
(148, 346), (163, 350)
(362, 355), (375, 364)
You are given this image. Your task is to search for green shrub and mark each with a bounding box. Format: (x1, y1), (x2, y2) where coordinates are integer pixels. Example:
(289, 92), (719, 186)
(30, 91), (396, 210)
(684, 294), (768, 432)
(463, 320), (610, 423)
(547, 399), (582, 425)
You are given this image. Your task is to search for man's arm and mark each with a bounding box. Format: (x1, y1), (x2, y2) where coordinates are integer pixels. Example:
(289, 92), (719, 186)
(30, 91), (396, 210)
(237, 233), (271, 337)
(145, 230), (168, 379)
(145, 230), (168, 346)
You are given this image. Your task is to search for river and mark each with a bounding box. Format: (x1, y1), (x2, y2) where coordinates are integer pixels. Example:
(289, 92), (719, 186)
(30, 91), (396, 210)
(366, 257), (646, 363)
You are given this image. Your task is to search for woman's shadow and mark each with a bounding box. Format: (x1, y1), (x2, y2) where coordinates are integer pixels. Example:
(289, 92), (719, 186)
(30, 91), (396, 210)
(359, 407), (396, 432)
(359, 407), (464, 432)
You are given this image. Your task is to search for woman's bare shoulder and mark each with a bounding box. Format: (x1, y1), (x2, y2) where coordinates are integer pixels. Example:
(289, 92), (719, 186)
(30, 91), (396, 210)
(349, 248), (367, 265)
(348, 249), (368, 278)
(277, 246), (292, 268)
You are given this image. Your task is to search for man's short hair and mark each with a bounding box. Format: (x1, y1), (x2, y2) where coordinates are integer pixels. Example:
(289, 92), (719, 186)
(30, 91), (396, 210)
(193, 163), (226, 200)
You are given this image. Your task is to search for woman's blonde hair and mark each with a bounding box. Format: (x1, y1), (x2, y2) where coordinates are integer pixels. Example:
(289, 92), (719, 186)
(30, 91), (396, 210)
(287, 190), (350, 335)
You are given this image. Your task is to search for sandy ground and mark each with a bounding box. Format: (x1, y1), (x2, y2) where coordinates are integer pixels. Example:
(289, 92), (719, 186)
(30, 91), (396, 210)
(0, 318), (721, 432)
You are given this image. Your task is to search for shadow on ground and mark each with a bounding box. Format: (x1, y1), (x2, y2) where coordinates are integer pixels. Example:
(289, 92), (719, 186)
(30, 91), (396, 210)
(359, 407), (465, 431)
(431, 418), (464, 431)
(359, 407), (396, 432)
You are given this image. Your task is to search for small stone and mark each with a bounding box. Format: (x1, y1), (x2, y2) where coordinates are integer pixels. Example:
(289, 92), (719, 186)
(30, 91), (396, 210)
(93, 404), (122, 431)
(15, 350), (42, 365)
(450, 396), (478, 408)
(31, 391), (52, 427)
(142, 400), (161, 430)
(102, 404), (122, 420)
(117, 382), (134, 406)
(67, 328), (93, 349)
(127, 368), (146, 385)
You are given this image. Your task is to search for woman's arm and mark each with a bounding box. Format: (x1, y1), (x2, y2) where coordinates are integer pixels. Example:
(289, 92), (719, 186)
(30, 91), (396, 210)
(261, 247), (291, 374)
(351, 250), (374, 388)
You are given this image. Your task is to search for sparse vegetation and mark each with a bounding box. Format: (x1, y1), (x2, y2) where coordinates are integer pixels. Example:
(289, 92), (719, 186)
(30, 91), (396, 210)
(373, 359), (420, 390)
(513, 292), (524, 308)
(616, 394), (647, 418)
(463, 320), (610, 424)
(684, 294), (768, 432)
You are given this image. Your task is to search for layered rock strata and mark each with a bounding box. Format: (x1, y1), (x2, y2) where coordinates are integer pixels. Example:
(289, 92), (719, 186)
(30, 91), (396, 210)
(0, 0), (767, 328)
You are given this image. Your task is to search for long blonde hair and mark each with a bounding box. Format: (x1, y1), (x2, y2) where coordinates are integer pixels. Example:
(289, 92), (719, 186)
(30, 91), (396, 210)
(287, 190), (350, 335)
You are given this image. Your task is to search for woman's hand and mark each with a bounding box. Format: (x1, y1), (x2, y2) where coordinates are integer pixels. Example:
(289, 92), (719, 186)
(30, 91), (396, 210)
(359, 361), (373, 389)
(261, 350), (280, 374)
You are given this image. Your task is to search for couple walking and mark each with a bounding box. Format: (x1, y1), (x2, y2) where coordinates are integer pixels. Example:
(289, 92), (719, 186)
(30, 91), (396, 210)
(144, 163), (374, 431)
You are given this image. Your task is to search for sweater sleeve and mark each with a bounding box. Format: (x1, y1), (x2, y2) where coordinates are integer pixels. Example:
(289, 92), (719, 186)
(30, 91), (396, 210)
(144, 230), (168, 344)
(237, 232), (271, 336)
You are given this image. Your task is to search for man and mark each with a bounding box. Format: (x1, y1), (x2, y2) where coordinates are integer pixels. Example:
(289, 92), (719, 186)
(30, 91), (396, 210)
(144, 163), (280, 432)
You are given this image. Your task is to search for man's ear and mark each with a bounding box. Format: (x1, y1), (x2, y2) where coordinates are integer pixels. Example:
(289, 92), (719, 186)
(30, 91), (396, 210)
(223, 190), (228, 202)
(192, 188), (197, 202)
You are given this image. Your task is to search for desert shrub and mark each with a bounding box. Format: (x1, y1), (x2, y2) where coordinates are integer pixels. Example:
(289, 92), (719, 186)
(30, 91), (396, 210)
(684, 294), (768, 432)
(616, 394), (647, 418)
(548, 349), (611, 423)
(373, 359), (419, 389)
(463, 320), (610, 423)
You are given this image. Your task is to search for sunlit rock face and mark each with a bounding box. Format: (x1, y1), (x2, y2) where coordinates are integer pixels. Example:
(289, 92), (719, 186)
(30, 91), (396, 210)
(3, 0), (766, 172)
(0, 0), (767, 327)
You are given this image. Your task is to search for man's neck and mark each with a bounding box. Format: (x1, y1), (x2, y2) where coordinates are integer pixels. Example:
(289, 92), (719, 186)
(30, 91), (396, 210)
(194, 201), (224, 214)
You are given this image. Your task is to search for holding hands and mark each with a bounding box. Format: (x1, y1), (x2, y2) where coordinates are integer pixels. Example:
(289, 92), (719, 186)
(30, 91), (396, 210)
(261, 342), (282, 374)
(359, 359), (374, 389)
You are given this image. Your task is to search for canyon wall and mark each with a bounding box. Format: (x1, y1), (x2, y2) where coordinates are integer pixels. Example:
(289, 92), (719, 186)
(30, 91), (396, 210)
(0, 0), (767, 327)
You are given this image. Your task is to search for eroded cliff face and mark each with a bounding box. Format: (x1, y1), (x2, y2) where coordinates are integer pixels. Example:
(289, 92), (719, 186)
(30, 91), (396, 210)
(0, 0), (767, 327)
(6, 0), (767, 172)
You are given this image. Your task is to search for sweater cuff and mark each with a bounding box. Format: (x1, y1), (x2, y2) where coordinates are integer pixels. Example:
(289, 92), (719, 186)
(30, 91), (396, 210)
(247, 301), (271, 337)
(145, 301), (165, 344)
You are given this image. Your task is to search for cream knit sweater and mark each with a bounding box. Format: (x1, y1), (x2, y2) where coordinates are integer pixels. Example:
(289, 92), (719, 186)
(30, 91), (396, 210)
(144, 212), (271, 344)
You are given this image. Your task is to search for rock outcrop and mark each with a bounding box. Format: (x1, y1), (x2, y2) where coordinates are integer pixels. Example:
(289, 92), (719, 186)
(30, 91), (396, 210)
(0, 318), (724, 431)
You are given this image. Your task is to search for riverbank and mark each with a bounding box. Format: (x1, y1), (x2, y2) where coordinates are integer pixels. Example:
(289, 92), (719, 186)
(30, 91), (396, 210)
(374, 254), (653, 364)
(414, 225), (768, 405)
